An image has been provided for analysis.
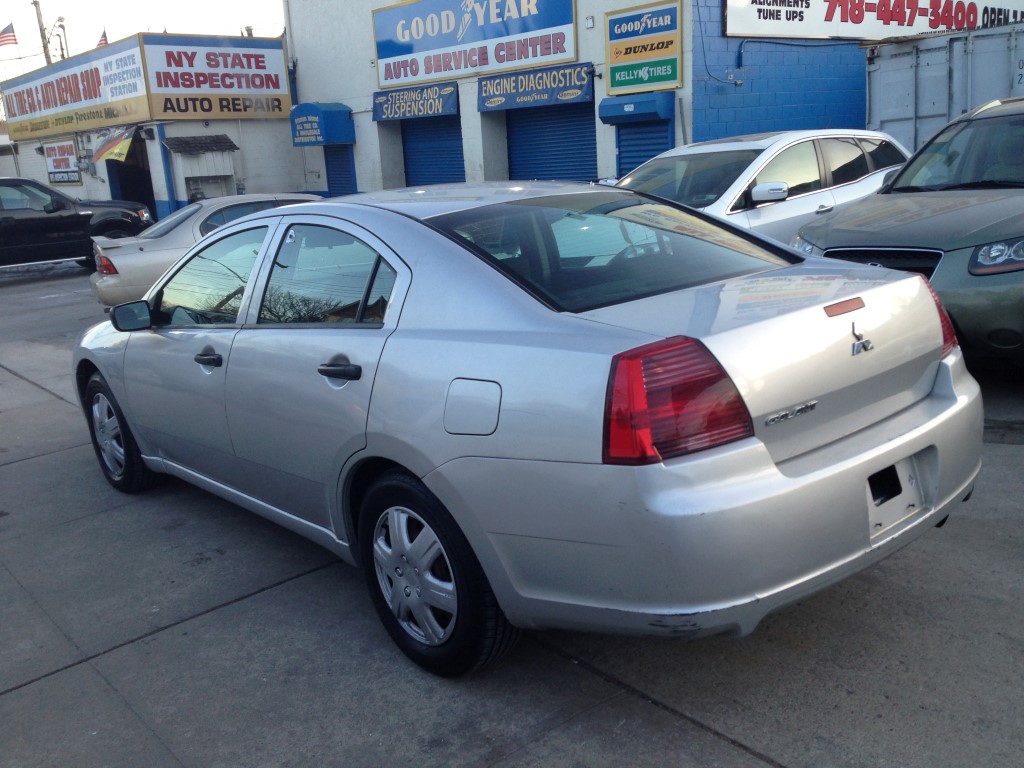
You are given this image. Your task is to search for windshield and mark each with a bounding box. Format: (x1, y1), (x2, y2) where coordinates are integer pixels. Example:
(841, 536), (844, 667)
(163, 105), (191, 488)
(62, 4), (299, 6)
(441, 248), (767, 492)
(892, 114), (1024, 191)
(616, 149), (763, 208)
(431, 191), (794, 313)
(139, 202), (202, 239)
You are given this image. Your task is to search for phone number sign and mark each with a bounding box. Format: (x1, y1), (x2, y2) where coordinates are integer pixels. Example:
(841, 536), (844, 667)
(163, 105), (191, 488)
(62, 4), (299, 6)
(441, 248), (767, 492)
(725, 0), (1024, 39)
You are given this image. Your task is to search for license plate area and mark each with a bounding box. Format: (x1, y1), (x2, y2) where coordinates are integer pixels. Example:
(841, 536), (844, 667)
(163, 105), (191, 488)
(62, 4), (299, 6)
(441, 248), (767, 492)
(867, 457), (926, 541)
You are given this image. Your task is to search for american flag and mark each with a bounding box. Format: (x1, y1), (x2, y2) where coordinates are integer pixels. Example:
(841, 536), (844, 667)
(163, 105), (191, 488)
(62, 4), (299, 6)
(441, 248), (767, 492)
(97, 29), (108, 47)
(0, 22), (17, 47)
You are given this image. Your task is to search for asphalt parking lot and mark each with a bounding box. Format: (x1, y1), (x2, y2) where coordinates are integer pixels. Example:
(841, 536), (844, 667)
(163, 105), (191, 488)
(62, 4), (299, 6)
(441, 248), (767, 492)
(1, 263), (1021, 768)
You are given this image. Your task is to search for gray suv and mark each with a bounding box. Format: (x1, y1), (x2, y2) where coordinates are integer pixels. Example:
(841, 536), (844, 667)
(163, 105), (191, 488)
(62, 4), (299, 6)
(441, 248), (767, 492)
(792, 97), (1024, 367)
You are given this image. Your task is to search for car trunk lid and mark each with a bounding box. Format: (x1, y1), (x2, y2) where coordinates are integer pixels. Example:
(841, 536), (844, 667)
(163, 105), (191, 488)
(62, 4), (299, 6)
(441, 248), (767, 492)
(579, 262), (946, 464)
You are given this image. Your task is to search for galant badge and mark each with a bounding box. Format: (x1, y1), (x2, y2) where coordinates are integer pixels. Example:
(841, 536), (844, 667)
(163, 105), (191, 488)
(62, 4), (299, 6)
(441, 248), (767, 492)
(851, 322), (874, 356)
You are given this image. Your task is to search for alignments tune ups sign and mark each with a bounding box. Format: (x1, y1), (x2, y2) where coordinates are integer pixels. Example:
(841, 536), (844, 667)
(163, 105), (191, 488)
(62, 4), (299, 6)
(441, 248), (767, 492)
(1, 33), (291, 141)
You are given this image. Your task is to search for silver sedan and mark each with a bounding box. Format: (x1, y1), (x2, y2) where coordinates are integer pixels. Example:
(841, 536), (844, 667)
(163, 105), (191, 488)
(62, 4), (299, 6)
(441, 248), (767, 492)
(72, 182), (983, 676)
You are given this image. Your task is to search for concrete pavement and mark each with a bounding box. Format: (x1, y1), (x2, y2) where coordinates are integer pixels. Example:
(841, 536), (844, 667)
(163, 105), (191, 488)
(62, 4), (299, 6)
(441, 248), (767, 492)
(1, 265), (1021, 768)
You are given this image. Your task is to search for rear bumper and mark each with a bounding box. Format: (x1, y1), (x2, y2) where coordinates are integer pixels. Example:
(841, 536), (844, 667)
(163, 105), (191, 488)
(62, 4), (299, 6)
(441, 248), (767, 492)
(424, 350), (983, 636)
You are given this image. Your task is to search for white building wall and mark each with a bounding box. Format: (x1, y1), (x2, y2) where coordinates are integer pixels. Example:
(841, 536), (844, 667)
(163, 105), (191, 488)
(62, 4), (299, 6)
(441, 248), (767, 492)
(285, 0), (694, 192)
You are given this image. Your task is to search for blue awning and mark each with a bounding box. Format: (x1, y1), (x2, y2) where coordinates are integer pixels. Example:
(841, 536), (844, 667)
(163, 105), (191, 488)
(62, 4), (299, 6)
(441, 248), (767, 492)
(291, 103), (355, 146)
(598, 92), (674, 125)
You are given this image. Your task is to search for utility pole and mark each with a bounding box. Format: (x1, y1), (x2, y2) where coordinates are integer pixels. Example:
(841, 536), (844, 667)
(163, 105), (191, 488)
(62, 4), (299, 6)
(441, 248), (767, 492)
(32, 0), (52, 65)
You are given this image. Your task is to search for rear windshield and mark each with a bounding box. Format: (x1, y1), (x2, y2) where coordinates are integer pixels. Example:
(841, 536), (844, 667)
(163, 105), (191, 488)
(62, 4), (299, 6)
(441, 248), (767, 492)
(430, 191), (795, 312)
(139, 202), (202, 239)
(617, 149), (763, 208)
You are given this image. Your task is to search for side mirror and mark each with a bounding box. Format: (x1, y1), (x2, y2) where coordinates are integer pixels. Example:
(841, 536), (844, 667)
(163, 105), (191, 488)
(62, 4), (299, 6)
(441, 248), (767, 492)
(110, 300), (152, 332)
(751, 181), (789, 204)
(881, 167), (902, 191)
(44, 196), (68, 214)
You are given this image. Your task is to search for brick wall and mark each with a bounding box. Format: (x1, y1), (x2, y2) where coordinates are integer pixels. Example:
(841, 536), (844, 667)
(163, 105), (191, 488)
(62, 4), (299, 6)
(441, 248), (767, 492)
(691, 0), (867, 140)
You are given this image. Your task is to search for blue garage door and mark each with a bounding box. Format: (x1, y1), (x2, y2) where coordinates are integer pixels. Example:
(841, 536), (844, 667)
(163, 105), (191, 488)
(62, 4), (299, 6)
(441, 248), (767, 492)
(507, 102), (597, 182)
(324, 144), (357, 196)
(402, 115), (466, 186)
(617, 120), (673, 177)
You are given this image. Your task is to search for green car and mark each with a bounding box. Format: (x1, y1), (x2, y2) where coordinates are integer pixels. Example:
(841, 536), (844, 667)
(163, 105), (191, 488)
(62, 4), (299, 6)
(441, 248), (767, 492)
(792, 97), (1024, 367)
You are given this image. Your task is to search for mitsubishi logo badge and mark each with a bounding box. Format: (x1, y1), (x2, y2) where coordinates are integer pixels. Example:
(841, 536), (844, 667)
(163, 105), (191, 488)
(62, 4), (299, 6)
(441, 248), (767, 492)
(851, 323), (874, 356)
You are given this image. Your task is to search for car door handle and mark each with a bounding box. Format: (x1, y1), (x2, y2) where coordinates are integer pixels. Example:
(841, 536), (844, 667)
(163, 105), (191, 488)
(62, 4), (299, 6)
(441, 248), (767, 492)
(816, 204), (834, 214)
(194, 352), (223, 367)
(318, 363), (362, 381)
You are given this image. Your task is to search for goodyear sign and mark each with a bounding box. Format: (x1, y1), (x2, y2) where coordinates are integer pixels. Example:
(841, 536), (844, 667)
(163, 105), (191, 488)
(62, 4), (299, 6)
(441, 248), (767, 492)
(478, 62), (592, 111)
(372, 82), (459, 121)
(373, 0), (576, 88)
(606, 1), (682, 96)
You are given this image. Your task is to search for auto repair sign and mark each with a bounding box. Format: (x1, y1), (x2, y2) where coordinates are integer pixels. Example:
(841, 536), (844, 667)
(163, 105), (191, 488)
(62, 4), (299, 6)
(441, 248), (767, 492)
(725, 0), (1024, 39)
(373, 0), (576, 87)
(606, 2), (682, 95)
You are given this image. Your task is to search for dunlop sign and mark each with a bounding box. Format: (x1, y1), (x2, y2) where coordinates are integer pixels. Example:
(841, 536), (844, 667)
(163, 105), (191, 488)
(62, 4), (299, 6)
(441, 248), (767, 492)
(605, 1), (682, 95)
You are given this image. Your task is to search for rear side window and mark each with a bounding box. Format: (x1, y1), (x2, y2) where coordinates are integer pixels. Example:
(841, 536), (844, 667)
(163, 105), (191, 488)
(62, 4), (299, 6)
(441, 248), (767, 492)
(434, 191), (794, 312)
(258, 224), (395, 324)
(199, 202), (274, 236)
(820, 138), (870, 186)
(859, 138), (906, 170)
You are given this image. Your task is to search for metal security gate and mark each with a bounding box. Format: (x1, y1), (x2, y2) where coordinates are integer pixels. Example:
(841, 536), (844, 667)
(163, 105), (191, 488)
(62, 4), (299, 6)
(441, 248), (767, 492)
(324, 144), (357, 196)
(617, 120), (673, 177)
(402, 115), (466, 186)
(507, 102), (597, 182)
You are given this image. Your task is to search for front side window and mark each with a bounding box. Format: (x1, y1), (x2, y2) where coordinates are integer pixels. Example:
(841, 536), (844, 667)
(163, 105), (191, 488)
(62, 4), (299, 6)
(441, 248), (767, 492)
(753, 142), (822, 199)
(258, 224), (395, 324)
(820, 138), (869, 186)
(0, 182), (53, 211)
(155, 227), (267, 325)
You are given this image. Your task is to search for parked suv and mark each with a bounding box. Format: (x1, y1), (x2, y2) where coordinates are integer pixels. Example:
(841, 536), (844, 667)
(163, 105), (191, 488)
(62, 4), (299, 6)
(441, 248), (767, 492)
(0, 177), (152, 268)
(616, 129), (909, 244)
(792, 97), (1024, 366)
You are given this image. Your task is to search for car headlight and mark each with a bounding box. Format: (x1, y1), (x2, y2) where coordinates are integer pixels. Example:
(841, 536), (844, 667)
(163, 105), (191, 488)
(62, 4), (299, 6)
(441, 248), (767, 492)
(790, 234), (823, 256)
(969, 238), (1024, 275)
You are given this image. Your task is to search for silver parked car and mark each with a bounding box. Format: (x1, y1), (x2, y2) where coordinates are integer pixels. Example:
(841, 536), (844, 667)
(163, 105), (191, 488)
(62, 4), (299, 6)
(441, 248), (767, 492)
(90, 193), (320, 305)
(616, 129), (909, 243)
(73, 182), (982, 676)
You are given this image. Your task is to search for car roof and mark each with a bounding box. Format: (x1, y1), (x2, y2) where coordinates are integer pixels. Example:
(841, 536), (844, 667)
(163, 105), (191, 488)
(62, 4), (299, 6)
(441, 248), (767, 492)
(305, 181), (622, 219)
(653, 128), (898, 157)
(959, 96), (1024, 122)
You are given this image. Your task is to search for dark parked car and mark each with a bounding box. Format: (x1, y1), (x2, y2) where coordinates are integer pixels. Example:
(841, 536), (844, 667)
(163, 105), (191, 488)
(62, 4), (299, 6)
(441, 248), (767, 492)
(0, 176), (152, 268)
(792, 97), (1024, 367)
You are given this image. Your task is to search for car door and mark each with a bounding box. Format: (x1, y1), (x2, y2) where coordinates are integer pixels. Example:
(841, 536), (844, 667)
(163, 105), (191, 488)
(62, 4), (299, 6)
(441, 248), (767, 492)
(120, 224), (272, 479)
(819, 136), (886, 207)
(731, 140), (837, 243)
(0, 179), (91, 266)
(223, 217), (407, 531)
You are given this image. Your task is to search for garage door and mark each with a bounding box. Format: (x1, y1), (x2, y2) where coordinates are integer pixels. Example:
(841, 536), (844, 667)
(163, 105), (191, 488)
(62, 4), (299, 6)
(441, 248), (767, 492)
(617, 120), (673, 177)
(507, 102), (597, 182)
(402, 115), (466, 186)
(324, 145), (357, 196)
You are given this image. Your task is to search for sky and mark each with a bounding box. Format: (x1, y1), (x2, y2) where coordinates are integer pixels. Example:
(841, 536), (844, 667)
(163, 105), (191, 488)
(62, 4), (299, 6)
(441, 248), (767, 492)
(0, 0), (286, 86)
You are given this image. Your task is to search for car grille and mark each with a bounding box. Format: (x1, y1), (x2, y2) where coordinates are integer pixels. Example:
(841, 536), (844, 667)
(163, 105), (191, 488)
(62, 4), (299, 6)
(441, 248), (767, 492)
(823, 248), (943, 279)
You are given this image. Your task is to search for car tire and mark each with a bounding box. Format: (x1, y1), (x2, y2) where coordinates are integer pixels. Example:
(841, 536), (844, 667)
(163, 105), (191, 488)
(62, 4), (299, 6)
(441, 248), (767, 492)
(84, 372), (157, 493)
(358, 470), (519, 676)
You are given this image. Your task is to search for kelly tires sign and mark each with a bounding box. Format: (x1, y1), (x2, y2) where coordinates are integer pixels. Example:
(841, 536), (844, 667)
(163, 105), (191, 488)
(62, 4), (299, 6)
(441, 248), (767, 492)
(606, 2), (682, 96)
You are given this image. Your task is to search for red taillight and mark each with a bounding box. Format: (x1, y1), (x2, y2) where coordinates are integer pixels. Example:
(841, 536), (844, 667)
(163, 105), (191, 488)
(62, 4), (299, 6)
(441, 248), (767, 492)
(603, 337), (754, 465)
(921, 277), (957, 358)
(97, 255), (118, 276)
